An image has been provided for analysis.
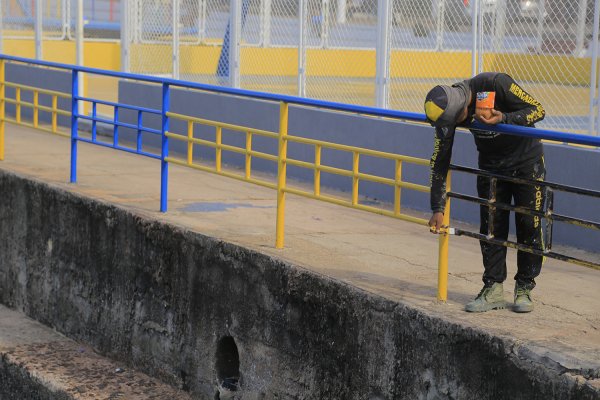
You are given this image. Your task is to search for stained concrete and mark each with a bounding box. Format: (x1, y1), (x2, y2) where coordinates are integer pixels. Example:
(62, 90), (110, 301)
(0, 124), (599, 399)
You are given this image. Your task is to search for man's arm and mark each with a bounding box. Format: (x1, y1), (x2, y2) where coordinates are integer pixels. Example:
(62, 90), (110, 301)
(495, 73), (545, 126)
(430, 127), (455, 214)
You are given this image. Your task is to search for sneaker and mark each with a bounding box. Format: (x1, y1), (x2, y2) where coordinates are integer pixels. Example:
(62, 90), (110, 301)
(513, 283), (534, 313)
(465, 283), (506, 312)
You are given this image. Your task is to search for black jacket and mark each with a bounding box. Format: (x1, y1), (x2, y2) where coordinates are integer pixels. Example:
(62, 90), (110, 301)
(430, 72), (545, 213)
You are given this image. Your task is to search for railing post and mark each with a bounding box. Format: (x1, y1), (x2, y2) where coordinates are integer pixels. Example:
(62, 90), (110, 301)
(187, 120), (193, 165)
(394, 159), (402, 215)
(314, 144), (321, 196)
(216, 126), (222, 172)
(33, 91), (39, 128)
(160, 83), (170, 212)
(437, 172), (451, 302)
(16, 88), (21, 123)
(275, 101), (289, 249)
(352, 151), (359, 205)
(70, 69), (79, 183)
(52, 95), (58, 133)
(0, 59), (4, 161)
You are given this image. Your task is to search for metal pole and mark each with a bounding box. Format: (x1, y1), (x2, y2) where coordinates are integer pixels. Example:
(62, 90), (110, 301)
(471, 0), (478, 75)
(229, 0), (241, 88)
(275, 101), (289, 249)
(0, 0), (4, 54)
(375, 0), (391, 108)
(262, 0), (272, 46)
(70, 70), (79, 183)
(35, 0), (44, 59)
(493, 0), (506, 53)
(575, 0), (587, 56)
(298, 0), (306, 97)
(173, 0), (180, 79)
(534, 0), (545, 53)
(437, 173), (451, 302)
(337, 0), (347, 24)
(160, 83), (170, 212)
(321, 0), (329, 48)
(199, 0), (207, 42)
(121, 0), (130, 72)
(76, 0), (84, 116)
(590, 0), (600, 135)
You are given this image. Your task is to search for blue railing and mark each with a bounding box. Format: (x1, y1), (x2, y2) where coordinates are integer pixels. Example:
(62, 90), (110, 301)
(1, 53), (600, 215)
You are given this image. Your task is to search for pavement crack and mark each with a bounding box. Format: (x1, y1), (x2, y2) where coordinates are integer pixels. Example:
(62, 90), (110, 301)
(330, 236), (431, 269)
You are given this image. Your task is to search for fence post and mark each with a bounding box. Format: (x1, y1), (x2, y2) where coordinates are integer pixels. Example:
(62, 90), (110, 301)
(70, 69), (79, 183)
(160, 83), (170, 212)
(76, 0), (84, 116)
(173, 0), (180, 79)
(589, 0), (600, 135)
(437, 173), (451, 302)
(0, 0), (4, 54)
(275, 101), (289, 249)
(35, 0), (44, 60)
(0, 59), (4, 161)
(297, 0), (307, 97)
(262, 0), (272, 46)
(471, 0), (478, 75)
(229, 0), (242, 88)
(120, 0), (130, 72)
(375, 0), (391, 108)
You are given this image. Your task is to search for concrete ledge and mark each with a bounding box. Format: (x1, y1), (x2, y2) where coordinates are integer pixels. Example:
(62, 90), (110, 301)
(1, 169), (599, 399)
(0, 305), (192, 400)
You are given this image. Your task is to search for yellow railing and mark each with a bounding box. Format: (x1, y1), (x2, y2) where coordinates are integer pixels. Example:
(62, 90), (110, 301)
(0, 75), (452, 301)
(165, 106), (447, 296)
(1, 80), (70, 138)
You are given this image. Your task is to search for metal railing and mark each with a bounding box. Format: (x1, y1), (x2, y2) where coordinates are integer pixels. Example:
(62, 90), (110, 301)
(447, 165), (600, 271)
(1, 54), (599, 303)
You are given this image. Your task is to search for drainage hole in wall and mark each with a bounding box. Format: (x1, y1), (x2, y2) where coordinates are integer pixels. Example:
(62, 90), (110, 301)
(215, 336), (240, 400)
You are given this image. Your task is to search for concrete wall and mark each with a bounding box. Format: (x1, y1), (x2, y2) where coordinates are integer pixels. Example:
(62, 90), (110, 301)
(0, 170), (597, 399)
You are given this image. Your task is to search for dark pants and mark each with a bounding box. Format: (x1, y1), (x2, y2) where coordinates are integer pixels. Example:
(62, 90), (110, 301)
(477, 158), (545, 289)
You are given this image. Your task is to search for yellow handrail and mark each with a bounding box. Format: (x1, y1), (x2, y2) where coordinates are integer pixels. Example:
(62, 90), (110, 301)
(2, 82), (70, 137)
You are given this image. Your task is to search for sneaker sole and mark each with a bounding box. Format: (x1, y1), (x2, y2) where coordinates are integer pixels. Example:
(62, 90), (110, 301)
(465, 301), (506, 313)
(513, 304), (533, 313)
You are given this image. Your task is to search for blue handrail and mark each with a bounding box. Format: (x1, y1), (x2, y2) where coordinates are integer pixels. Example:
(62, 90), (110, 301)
(2, 54), (600, 214)
(2, 54), (599, 148)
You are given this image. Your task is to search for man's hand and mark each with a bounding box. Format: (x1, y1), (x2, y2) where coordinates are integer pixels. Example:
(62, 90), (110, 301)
(475, 109), (503, 125)
(428, 212), (445, 234)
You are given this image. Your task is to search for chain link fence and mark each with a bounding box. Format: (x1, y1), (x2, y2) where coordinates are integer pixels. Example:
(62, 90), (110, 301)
(2, 0), (600, 133)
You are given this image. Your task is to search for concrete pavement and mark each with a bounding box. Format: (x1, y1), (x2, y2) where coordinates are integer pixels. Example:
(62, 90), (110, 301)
(2, 123), (599, 391)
